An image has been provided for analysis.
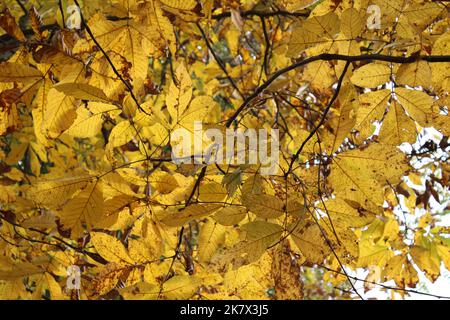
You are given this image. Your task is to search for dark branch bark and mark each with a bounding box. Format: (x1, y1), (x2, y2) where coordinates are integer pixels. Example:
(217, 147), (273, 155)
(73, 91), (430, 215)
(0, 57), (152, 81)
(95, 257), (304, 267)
(319, 264), (450, 299)
(260, 16), (271, 77)
(212, 9), (309, 20)
(286, 61), (351, 176)
(159, 166), (207, 298)
(15, 0), (27, 16)
(0, 212), (107, 264)
(73, 0), (150, 116)
(225, 53), (450, 127)
(58, 0), (65, 28)
(196, 22), (245, 99)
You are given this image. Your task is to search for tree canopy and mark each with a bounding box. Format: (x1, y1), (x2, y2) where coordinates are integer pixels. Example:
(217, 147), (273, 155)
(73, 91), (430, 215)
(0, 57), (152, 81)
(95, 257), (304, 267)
(0, 0), (449, 300)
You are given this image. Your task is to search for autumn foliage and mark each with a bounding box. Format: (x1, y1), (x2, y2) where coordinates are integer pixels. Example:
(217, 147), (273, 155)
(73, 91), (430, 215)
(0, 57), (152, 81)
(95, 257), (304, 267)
(0, 0), (449, 300)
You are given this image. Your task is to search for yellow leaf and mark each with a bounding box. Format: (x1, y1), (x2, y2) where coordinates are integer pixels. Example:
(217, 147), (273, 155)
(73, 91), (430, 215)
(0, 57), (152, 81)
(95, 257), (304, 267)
(350, 63), (391, 88)
(318, 198), (377, 228)
(213, 206), (247, 226)
(0, 62), (42, 83)
(160, 204), (222, 227)
(90, 232), (134, 265)
(329, 143), (408, 210)
(53, 82), (110, 103)
(0, 8), (26, 41)
(403, 2), (444, 30)
(279, 0), (320, 12)
(321, 84), (356, 153)
(166, 63), (193, 125)
(128, 217), (164, 262)
(242, 194), (285, 219)
(87, 13), (159, 81)
(436, 245), (450, 271)
(22, 212), (57, 230)
(396, 61), (432, 88)
(43, 88), (77, 138)
(198, 218), (226, 263)
(270, 240), (303, 299)
(44, 273), (66, 300)
(340, 8), (364, 38)
(59, 182), (104, 237)
(160, 0), (197, 10)
(379, 101), (417, 145)
(221, 253), (273, 299)
(354, 89), (391, 141)
(289, 221), (329, 264)
(0, 101), (19, 136)
(358, 240), (393, 268)
(382, 255), (419, 288)
(161, 275), (200, 299)
(287, 12), (340, 56)
(229, 221), (283, 266)
(395, 87), (434, 127)
(410, 245), (441, 282)
(0, 262), (43, 280)
(92, 263), (131, 296)
(29, 174), (91, 208)
(149, 171), (180, 194)
(198, 182), (228, 202)
(146, 0), (177, 53)
(107, 121), (136, 148)
(29, 147), (41, 176)
(119, 281), (158, 299)
(431, 32), (450, 91)
(182, 96), (216, 126)
(66, 106), (104, 138)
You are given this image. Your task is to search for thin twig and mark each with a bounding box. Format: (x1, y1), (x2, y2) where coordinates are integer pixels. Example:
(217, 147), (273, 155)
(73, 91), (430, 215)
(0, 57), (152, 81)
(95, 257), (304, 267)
(158, 166), (207, 298)
(0, 212), (107, 264)
(304, 203), (364, 300)
(225, 53), (450, 127)
(287, 63), (363, 299)
(319, 264), (450, 300)
(212, 9), (309, 20)
(58, 0), (65, 28)
(15, 0), (27, 15)
(315, 136), (341, 245)
(260, 16), (271, 77)
(73, 0), (150, 116)
(196, 22), (244, 99)
(286, 61), (351, 177)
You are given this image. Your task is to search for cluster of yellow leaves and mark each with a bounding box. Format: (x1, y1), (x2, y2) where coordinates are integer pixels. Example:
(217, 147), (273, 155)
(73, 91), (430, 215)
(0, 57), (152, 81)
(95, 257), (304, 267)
(0, 0), (449, 300)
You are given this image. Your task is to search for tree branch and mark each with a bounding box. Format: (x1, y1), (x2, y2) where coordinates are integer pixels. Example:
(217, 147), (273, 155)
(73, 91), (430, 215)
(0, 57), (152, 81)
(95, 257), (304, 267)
(260, 16), (271, 77)
(15, 0), (27, 16)
(286, 61), (351, 177)
(225, 53), (450, 127)
(58, 0), (65, 28)
(319, 264), (450, 300)
(73, 0), (150, 116)
(158, 166), (207, 298)
(212, 9), (309, 20)
(196, 22), (245, 99)
(0, 212), (107, 264)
